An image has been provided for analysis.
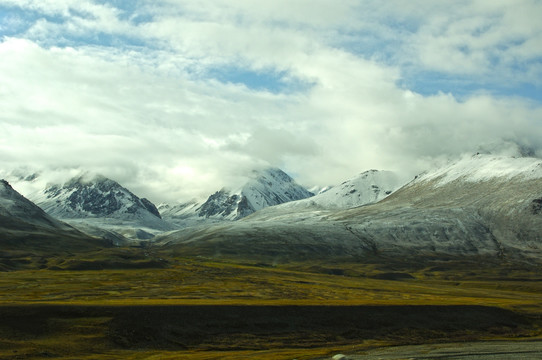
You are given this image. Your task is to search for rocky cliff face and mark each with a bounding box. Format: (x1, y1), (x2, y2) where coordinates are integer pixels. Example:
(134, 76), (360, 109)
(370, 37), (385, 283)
(40, 174), (161, 220)
(24, 173), (173, 239)
(197, 190), (242, 218)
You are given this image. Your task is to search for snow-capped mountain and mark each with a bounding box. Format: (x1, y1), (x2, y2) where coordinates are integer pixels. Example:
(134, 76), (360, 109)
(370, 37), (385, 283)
(161, 168), (314, 223)
(22, 173), (175, 238)
(155, 154), (542, 263)
(34, 174), (161, 219)
(0, 179), (109, 252)
(0, 179), (67, 230)
(305, 169), (402, 209)
(243, 169), (406, 222)
(412, 153), (542, 186)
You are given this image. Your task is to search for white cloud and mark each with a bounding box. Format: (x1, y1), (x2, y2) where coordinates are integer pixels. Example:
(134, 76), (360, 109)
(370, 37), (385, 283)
(1, 1), (541, 204)
(396, 0), (542, 84)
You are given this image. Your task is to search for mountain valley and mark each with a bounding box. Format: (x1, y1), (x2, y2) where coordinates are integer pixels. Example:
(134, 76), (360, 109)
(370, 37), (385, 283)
(2, 154), (542, 359)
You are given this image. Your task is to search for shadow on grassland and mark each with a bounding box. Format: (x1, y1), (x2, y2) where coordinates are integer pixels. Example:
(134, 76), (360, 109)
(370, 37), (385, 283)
(0, 305), (535, 353)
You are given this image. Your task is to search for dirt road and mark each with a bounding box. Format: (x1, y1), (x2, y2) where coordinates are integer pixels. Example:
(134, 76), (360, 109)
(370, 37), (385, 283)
(330, 340), (542, 359)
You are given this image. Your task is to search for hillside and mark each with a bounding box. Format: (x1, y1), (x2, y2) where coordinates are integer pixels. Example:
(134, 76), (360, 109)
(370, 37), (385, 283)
(0, 179), (111, 261)
(155, 154), (542, 263)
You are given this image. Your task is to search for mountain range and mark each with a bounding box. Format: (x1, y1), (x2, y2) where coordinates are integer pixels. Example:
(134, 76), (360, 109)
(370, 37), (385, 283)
(3, 166), (403, 244)
(154, 154), (542, 263)
(3, 154), (542, 266)
(262, 169), (404, 213)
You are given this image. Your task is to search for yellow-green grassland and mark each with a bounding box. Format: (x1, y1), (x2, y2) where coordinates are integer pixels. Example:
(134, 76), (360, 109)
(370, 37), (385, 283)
(1, 247), (542, 359)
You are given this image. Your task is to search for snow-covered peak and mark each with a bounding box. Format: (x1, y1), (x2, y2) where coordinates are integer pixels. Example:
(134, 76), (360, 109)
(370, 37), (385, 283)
(63, 173), (115, 189)
(308, 170), (403, 208)
(197, 167), (313, 219)
(237, 168), (314, 212)
(415, 154), (542, 186)
(249, 169), (406, 220)
(161, 167), (314, 222)
(29, 173), (162, 221)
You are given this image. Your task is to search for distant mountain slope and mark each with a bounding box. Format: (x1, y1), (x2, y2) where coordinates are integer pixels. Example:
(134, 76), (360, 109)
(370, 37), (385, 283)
(0, 179), (69, 231)
(236, 169), (405, 223)
(34, 174), (161, 220)
(340, 154), (542, 257)
(263, 169), (404, 213)
(23, 173), (175, 239)
(161, 168), (314, 223)
(155, 155), (542, 263)
(308, 169), (400, 208)
(0, 179), (110, 253)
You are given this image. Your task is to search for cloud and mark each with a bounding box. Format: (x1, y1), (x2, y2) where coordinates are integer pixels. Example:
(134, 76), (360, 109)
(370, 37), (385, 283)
(1, 1), (542, 204)
(0, 36), (317, 201)
(394, 1), (542, 91)
(224, 126), (319, 165)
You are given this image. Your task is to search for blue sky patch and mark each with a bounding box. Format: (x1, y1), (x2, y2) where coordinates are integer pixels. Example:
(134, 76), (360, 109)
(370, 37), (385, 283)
(1, 1), (540, 103)
(93, 0), (153, 24)
(0, 6), (64, 36)
(204, 66), (314, 94)
(398, 70), (541, 102)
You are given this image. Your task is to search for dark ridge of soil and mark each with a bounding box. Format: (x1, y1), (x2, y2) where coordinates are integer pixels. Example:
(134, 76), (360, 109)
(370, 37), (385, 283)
(0, 305), (533, 351)
(369, 272), (415, 280)
(51, 259), (169, 270)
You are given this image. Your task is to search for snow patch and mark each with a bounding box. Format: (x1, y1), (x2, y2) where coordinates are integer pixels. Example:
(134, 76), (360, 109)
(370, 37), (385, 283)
(416, 154), (542, 186)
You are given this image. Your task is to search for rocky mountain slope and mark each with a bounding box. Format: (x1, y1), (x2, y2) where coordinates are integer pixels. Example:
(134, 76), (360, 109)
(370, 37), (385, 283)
(154, 154), (542, 263)
(1, 179), (64, 230)
(22, 173), (174, 239)
(0, 179), (110, 253)
(160, 168), (314, 224)
(34, 174), (161, 219)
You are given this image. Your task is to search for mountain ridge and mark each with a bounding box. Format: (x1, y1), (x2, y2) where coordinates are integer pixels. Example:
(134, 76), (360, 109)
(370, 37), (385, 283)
(17, 173), (175, 240)
(0, 179), (111, 255)
(160, 167), (314, 224)
(1, 179), (69, 230)
(155, 154), (542, 263)
(37, 173), (162, 220)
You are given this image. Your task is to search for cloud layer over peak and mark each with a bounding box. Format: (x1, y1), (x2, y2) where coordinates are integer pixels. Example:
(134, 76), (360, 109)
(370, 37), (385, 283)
(1, 0), (541, 203)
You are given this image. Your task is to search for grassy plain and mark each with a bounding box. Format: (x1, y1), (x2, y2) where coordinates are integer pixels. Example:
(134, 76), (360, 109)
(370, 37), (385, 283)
(1, 249), (541, 359)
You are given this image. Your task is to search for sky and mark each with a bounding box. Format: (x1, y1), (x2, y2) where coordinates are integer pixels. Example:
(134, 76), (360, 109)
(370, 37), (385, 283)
(1, 0), (542, 203)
